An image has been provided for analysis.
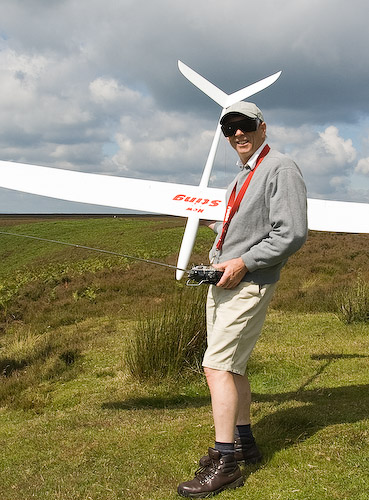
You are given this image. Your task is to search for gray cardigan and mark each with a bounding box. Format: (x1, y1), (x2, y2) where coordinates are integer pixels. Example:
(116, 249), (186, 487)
(209, 147), (308, 284)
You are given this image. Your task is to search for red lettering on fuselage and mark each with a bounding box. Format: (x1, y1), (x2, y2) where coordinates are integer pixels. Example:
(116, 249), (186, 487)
(210, 200), (221, 207)
(186, 207), (204, 213)
(172, 194), (221, 208)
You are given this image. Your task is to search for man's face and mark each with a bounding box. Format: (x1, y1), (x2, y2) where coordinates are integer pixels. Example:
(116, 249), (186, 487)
(226, 116), (267, 164)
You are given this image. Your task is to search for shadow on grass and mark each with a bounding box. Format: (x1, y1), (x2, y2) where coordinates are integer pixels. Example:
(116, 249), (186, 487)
(247, 381), (369, 473)
(102, 353), (369, 466)
(0, 358), (28, 376)
(102, 394), (211, 410)
(251, 353), (369, 464)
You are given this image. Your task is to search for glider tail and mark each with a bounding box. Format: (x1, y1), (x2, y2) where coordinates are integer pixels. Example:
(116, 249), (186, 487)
(178, 60), (281, 109)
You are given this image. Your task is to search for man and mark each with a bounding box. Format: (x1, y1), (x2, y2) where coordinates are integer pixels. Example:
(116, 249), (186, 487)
(177, 102), (307, 498)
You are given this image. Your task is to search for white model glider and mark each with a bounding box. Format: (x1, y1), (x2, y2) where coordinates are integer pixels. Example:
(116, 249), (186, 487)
(0, 61), (369, 280)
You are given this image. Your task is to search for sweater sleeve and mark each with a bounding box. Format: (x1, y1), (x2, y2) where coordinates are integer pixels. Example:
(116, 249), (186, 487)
(241, 167), (307, 272)
(213, 221), (223, 234)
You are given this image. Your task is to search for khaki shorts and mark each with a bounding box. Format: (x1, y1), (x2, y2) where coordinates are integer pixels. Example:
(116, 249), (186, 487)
(202, 281), (277, 376)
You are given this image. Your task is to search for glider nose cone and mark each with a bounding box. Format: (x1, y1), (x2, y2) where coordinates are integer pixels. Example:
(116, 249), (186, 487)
(176, 269), (186, 281)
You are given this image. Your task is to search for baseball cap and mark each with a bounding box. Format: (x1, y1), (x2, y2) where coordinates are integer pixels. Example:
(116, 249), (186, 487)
(220, 102), (264, 124)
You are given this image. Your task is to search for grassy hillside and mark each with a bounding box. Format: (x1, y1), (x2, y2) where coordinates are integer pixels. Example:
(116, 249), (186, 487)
(2, 216), (369, 325)
(0, 216), (368, 499)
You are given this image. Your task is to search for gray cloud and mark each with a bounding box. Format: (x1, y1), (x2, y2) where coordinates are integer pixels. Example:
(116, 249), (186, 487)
(1, 0), (369, 212)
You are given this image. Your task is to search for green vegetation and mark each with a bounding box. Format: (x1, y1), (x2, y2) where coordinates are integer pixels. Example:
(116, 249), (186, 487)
(335, 275), (369, 324)
(0, 216), (368, 499)
(126, 286), (207, 379)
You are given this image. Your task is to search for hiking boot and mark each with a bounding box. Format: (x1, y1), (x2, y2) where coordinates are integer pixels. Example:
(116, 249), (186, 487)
(234, 435), (262, 464)
(177, 448), (243, 498)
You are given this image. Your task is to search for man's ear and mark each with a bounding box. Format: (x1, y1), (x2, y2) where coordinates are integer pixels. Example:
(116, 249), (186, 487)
(261, 121), (267, 138)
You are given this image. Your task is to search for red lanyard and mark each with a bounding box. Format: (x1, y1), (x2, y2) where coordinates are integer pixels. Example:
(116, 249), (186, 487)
(216, 144), (270, 251)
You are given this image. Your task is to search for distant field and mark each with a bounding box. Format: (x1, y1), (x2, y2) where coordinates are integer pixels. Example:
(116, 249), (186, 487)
(0, 216), (368, 499)
(1, 214), (369, 318)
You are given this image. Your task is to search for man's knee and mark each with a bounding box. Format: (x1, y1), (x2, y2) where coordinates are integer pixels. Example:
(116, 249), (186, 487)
(204, 366), (233, 386)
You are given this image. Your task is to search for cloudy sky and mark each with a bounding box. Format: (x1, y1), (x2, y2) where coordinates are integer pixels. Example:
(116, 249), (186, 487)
(1, 0), (369, 213)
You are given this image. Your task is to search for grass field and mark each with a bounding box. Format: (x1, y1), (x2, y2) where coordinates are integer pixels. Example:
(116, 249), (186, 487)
(0, 216), (368, 500)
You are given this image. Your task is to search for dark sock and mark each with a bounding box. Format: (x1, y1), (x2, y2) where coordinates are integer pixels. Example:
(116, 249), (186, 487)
(214, 441), (235, 456)
(235, 424), (253, 438)
(235, 424), (255, 444)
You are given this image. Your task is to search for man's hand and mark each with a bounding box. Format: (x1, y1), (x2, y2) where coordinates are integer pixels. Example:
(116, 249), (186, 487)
(213, 258), (248, 289)
(200, 219), (216, 231)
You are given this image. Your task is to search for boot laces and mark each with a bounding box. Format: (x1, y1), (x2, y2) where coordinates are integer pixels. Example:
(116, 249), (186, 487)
(195, 457), (218, 484)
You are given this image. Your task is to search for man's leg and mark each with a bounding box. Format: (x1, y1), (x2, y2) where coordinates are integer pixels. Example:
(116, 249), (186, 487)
(234, 373), (251, 425)
(177, 366), (243, 498)
(204, 367), (239, 443)
(233, 373), (262, 463)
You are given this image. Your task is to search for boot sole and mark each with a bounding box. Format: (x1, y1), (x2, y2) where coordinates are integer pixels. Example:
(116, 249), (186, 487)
(177, 476), (244, 498)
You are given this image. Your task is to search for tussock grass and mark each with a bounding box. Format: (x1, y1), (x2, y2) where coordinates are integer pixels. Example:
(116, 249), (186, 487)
(126, 286), (207, 379)
(335, 276), (369, 324)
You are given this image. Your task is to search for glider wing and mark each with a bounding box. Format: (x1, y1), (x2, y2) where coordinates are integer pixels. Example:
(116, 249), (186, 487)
(0, 160), (226, 220)
(307, 198), (369, 234)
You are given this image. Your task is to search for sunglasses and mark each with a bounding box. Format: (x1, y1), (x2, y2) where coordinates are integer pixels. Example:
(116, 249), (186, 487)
(221, 118), (260, 137)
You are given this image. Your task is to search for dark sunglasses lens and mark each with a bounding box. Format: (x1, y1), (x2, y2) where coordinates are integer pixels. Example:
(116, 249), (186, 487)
(221, 124), (236, 137)
(221, 118), (258, 137)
